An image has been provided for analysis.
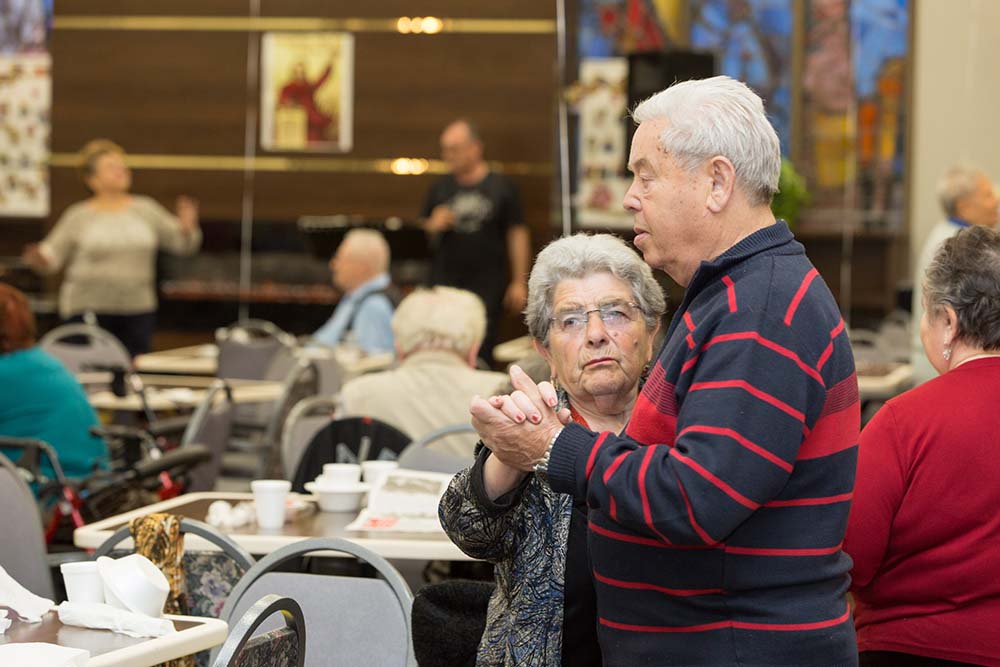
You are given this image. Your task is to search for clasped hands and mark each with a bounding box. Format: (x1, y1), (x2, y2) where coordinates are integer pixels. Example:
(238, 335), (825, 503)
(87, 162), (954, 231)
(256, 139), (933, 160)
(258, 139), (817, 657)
(470, 365), (572, 472)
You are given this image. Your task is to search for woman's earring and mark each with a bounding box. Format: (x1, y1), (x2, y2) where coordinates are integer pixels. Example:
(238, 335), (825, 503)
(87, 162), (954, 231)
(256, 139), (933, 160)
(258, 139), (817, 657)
(943, 346), (952, 362)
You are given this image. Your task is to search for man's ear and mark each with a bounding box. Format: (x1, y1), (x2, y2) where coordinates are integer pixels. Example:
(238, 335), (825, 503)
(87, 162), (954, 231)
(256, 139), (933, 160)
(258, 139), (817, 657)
(467, 342), (482, 368)
(705, 155), (737, 213)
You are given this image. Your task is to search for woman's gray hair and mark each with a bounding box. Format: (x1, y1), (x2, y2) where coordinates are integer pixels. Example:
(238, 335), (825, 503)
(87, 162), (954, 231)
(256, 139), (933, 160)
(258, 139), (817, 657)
(937, 165), (986, 218)
(924, 225), (1000, 351)
(526, 233), (666, 344)
(392, 286), (486, 357)
(631, 75), (781, 207)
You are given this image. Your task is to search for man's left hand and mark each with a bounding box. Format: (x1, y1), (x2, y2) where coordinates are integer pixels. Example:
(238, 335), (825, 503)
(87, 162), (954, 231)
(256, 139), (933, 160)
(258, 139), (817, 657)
(503, 280), (528, 313)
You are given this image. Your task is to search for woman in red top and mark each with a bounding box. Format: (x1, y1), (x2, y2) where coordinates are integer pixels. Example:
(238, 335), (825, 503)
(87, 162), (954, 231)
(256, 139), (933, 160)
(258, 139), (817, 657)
(845, 225), (1000, 667)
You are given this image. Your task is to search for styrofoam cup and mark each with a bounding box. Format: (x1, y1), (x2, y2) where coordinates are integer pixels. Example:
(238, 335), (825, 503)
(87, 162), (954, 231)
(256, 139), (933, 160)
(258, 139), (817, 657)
(251, 479), (291, 530)
(61, 561), (105, 604)
(96, 555), (170, 617)
(321, 463), (361, 484)
(361, 460), (399, 488)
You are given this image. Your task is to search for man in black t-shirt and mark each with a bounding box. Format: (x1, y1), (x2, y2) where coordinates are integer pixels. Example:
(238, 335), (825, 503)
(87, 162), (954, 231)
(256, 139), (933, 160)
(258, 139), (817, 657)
(421, 119), (531, 366)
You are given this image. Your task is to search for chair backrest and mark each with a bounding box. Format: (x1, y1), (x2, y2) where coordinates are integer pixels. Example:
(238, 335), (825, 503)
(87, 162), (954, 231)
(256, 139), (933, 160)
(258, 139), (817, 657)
(259, 358), (320, 478)
(290, 416), (413, 492)
(217, 538), (414, 667)
(213, 594), (305, 667)
(94, 517), (255, 621)
(181, 381), (235, 493)
(93, 517), (255, 569)
(280, 396), (339, 479)
(38, 322), (132, 373)
(216, 320), (297, 381)
(0, 453), (54, 599)
(396, 423), (477, 474)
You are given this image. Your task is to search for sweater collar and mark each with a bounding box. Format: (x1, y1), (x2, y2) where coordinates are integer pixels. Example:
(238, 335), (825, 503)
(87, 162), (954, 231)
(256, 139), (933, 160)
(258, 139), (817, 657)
(688, 220), (798, 290)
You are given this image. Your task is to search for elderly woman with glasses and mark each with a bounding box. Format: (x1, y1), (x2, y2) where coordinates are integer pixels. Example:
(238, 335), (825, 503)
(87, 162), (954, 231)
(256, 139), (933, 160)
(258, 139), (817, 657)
(439, 233), (665, 666)
(844, 225), (1000, 667)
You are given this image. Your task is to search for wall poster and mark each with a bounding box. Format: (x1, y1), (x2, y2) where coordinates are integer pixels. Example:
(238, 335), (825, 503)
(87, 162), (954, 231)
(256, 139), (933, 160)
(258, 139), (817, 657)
(260, 32), (354, 153)
(0, 0), (50, 217)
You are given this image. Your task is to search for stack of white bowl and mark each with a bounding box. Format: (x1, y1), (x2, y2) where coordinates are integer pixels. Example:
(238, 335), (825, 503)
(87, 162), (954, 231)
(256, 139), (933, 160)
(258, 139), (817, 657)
(305, 461), (398, 512)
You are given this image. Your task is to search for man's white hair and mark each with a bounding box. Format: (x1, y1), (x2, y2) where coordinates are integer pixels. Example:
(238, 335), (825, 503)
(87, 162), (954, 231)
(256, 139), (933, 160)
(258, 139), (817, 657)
(937, 165), (987, 218)
(392, 287), (486, 358)
(631, 75), (781, 206)
(340, 228), (390, 272)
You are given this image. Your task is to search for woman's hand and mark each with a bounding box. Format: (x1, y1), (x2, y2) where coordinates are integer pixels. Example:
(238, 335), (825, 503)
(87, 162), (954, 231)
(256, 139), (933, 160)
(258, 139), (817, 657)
(175, 195), (200, 232)
(21, 243), (48, 271)
(470, 365), (567, 473)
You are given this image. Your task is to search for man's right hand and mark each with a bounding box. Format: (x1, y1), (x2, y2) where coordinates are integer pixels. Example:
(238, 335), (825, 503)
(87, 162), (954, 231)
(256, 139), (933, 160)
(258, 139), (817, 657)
(425, 205), (455, 234)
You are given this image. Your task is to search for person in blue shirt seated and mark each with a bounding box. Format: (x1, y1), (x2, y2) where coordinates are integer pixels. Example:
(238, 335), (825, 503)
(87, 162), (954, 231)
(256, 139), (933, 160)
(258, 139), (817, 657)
(0, 283), (109, 487)
(312, 228), (396, 354)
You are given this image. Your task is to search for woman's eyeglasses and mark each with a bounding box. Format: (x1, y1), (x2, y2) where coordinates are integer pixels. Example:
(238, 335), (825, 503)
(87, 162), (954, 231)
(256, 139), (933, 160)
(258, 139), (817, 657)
(550, 301), (642, 334)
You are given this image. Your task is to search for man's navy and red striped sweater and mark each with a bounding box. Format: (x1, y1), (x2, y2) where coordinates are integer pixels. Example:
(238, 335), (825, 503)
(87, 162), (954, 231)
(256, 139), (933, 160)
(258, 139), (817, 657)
(547, 222), (860, 666)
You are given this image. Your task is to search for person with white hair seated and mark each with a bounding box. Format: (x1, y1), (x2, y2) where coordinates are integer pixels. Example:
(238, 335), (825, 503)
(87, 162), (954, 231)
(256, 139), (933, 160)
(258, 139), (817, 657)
(312, 228), (396, 354)
(911, 165), (998, 384)
(337, 286), (506, 456)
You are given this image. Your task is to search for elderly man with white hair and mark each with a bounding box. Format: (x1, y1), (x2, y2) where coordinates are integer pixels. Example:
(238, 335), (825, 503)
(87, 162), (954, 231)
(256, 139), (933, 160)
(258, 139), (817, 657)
(471, 76), (860, 665)
(312, 228), (396, 354)
(338, 286), (506, 456)
(911, 165), (998, 384)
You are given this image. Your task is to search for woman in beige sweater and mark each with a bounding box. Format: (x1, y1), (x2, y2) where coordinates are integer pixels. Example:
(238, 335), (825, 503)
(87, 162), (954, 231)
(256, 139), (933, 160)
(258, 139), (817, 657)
(23, 139), (201, 356)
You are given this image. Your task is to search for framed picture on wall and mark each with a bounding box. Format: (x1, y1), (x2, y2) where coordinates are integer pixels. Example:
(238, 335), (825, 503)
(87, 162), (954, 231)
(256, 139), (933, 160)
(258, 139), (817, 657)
(260, 31), (354, 153)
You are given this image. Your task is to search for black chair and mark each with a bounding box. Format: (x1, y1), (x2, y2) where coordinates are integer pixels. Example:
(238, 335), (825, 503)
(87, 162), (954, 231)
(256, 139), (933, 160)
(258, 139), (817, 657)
(0, 453), (54, 598)
(290, 416), (412, 493)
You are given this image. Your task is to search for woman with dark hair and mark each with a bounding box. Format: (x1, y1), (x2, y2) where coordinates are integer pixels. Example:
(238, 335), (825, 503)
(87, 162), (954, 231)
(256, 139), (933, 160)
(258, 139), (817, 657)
(22, 139), (201, 356)
(0, 283), (108, 483)
(845, 225), (1000, 666)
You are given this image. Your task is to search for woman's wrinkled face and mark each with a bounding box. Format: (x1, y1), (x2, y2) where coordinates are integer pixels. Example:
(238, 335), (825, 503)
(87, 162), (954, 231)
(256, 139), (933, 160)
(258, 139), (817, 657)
(87, 151), (131, 195)
(538, 272), (655, 406)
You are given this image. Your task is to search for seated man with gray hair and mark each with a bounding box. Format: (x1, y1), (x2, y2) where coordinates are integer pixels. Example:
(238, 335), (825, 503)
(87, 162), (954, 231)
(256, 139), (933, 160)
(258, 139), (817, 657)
(338, 286), (506, 456)
(911, 165), (998, 383)
(313, 228), (396, 354)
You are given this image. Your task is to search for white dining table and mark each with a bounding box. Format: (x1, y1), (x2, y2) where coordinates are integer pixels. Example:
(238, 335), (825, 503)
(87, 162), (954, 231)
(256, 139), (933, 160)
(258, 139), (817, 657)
(74, 491), (472, 562)
(0, 608), (227, 667)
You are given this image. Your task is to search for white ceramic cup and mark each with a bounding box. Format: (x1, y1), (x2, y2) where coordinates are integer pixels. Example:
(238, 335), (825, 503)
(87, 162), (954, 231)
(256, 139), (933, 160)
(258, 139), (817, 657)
(361, 460), (399, 488)
(251, 479), (291, 530)
(321, 463), (362, 484)
(60, 561), (105, 604)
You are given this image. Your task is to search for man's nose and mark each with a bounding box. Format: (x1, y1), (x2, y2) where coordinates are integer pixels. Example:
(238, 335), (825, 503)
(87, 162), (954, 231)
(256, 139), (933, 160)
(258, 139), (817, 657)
(623, 183), (640, 212)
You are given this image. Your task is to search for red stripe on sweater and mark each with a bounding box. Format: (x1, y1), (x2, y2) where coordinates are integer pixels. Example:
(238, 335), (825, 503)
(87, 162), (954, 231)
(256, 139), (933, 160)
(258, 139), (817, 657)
(689, 380), (805, 423)
(584, 431), (611, 481)
(765, 492), (853, 507)
(625, 390), (677, 447)
(600, 601), (850, 633)
(593, 570), (723, 597)
(797, 412), (858, 461)
(724, 543), (842, 557)
(685, 333), (696, 350)
(784, 268), (819, 326)
(639, 445), (673, 544)
(588, 520), (720, 550)
(701, 331), (824, 385)
(603, 451), (629, 484)
(817, 319), (846, 370)
(671, 450), (760, 510)
(721, 275), (737, 313)
(681, 355), (699, 374)
(674, 467), (716, 544)
(609, 494), (617, 521)
(683, 311), (696, 331)
(678, 425), (794, 473)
